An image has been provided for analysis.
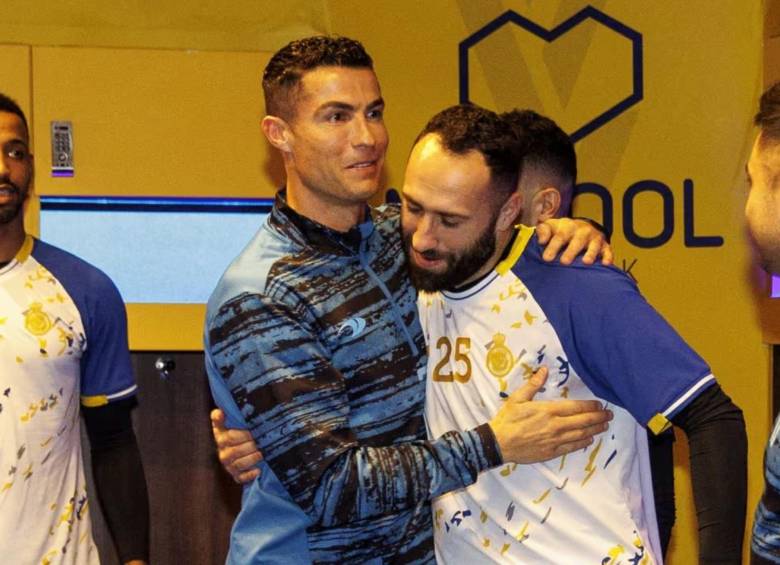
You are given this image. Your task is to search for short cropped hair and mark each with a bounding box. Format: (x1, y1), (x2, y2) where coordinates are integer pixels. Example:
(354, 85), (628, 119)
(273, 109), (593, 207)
(262, 35), (374, 120)
(502, 109), (576, 190)
(756, 82), (780, 147)
(0, 92), (29, 135)
(416, 104), (521, 199)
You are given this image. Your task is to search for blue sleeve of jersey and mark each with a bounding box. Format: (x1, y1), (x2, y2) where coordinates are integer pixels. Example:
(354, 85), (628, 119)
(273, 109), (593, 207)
(205, 291), (500, 529)
(516, 245), (714, 431)
(33, 240), (136, 403)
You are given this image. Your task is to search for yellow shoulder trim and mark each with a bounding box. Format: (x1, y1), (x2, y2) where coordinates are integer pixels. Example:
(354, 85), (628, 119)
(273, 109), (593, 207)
(15, 234), (34, 262)
(648, 413), (672, 435)
(81, 394), (109, 408)
(496, 225), (535, 276)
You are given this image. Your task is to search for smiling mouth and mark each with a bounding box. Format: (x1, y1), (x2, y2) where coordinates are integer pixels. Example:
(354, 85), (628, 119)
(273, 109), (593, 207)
(347, 159), (378, 170)
(0, 185), (19, 202)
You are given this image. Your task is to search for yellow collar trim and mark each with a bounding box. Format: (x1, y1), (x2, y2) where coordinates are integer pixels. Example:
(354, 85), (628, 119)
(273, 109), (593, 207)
(15, 234), (34, 263)
(496, 225), (534, 276)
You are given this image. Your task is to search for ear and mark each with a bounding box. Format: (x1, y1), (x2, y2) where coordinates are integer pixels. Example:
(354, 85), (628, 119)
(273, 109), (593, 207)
(261, 116), (293, 152)
(530, 187), (561, 223)
(496, 191), (523, 231)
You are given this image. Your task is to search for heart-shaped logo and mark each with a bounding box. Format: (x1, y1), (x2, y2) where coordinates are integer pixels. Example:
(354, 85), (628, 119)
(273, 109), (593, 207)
(459, 6), (642, 142)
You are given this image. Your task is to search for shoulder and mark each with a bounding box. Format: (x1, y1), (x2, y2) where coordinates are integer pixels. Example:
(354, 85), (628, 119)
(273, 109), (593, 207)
(32, 238), (123, 303)
(206, 224), (300, 326)
(512, 235), (637, 303)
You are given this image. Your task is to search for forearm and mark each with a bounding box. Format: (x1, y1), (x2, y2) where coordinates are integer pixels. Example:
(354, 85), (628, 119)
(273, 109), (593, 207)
(239, 383), (502, 528)
(672, 384), (747, 564)
(84, 399), (150, 563)
(212, 359), (501, 527)
(310, 423), (501, 527)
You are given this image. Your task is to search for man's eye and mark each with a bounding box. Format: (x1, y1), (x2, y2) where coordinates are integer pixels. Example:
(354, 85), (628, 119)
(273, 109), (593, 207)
(327, 112), (345, 123)
(8, 148), (27, 160)
(441, 217), (460, 228)
(367, 108), (384, 120)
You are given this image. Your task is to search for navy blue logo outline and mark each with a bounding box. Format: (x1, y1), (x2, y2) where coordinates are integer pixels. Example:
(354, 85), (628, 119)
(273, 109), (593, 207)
(459, 6), (643, 143)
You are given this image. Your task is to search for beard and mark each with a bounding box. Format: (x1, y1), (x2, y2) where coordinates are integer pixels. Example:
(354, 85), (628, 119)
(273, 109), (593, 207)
(0, 183), (26, 225)
(404, 221), (497, 292)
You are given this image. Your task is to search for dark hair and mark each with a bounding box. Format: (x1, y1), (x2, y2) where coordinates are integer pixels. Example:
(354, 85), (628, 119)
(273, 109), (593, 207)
(263, 35), (373, 120)
(416, 104), (520, 198)
(501, 109), (576, 189)
(756, 82), (780, 147)
(0, 92), (29, 135)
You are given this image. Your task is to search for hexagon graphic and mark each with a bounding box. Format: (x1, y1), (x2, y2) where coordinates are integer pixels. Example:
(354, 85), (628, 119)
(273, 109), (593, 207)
(459, 6), (643, 142)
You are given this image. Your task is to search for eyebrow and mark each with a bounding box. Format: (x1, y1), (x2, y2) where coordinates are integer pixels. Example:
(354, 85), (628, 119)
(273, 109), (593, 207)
(403, 193), (469, 220)
(315, 97), (385, 114)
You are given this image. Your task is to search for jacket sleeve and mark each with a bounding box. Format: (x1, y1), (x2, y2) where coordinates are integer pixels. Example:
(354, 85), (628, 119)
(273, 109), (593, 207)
(206, 292), (502, 528)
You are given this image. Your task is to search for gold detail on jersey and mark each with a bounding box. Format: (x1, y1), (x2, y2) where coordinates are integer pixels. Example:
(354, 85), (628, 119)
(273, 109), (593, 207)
(486, 333), (514, 378)
(497, 225), (534, 275)
(432, 337), (472, 383)
(648, 412), (671, 435)
(500, 543), (511, 556)
(499, 463), (518, 477)
(0, 317), (6, 324)
(22, 463), (32, 480)
(434, 508), (443, 530)
(560, 386), (569, 398)
(524, 310), (538, 325)
(1, 481), (12, 493)
(604, 544), (625, 563)
(559, 454), (567, 472)
(25, 265), (55, 290)
(521, 363), (535, 380)
(24, 303), (52, 336)
(533, 488), (552, 504)
(510, 321), (522, 329)
(582, 438), (603, 486)
(516, 520), (530, 542)
(15, 355), (22, 363)
(499, 281), (527, 301)
(491, 304), (500, 314)
(480, 509), (488, 523)
(482, 538), (491, 548)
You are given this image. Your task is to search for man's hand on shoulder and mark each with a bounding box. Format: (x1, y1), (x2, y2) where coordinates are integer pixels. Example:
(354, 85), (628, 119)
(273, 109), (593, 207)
(489, 367), (613, 463)
(536, 217), (613, 266)
(211, 409), (263, 484)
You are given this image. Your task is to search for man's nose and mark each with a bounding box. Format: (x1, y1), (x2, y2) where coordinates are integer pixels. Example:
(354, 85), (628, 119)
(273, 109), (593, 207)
(351, 116), (376, 148)
(411, 215), (438, 253)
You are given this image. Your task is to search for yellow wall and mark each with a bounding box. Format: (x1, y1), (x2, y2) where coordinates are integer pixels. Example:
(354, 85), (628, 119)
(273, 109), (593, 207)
(0, 1), (770, 562)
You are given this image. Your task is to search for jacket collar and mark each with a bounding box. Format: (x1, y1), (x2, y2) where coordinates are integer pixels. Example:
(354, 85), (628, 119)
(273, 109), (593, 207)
(270, 190), (375, 256)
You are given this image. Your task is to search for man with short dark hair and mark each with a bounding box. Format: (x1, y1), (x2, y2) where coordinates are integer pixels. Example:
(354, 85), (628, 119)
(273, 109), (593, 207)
(204, 36), (612, 564)
(748, 82), (780, 564)
(407, 104), (746, 564)
(501, 109), (577, 224)
(0, 93), (149, 564)
(503, 107), (677, 557)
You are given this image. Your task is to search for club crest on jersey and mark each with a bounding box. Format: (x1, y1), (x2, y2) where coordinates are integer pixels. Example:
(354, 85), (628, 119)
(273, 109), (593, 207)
(24, 303), (52, 336)
(487, 333), (514, 378)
